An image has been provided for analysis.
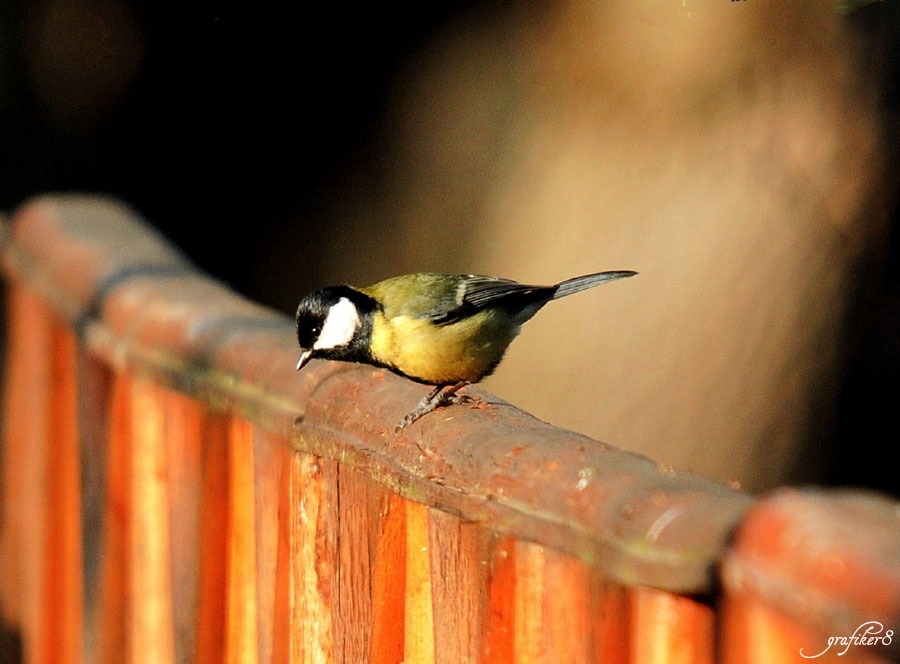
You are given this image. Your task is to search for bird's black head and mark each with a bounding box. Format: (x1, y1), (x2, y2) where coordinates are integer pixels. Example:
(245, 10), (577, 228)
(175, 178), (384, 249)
(294, 285), (377, 370)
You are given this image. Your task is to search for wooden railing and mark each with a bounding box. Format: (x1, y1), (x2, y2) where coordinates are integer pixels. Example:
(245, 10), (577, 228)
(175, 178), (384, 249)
(0, 194), (897, 664)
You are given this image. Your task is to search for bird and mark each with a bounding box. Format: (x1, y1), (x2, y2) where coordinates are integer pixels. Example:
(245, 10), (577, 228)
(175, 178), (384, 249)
(294, 270), (637, 430)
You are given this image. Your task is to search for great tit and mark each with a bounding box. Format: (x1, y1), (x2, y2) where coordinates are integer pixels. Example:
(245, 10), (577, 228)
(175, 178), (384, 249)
(295, 270), (636, 430)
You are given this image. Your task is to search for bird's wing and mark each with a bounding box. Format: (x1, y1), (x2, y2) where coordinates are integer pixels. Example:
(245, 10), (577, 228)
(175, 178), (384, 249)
(364, 273), (554, 325)
(428, 275), (553, 325)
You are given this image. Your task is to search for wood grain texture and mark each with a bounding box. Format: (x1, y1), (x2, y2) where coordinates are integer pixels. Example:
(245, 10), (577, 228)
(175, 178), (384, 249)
(427, 509), (490, 664)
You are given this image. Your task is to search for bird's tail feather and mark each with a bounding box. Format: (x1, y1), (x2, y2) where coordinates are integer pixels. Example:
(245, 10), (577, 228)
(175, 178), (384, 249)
(553, 270), (637, 299)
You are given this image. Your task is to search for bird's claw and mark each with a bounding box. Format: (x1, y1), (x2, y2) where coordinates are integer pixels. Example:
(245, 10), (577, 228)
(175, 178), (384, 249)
(394, 381), (473, 432)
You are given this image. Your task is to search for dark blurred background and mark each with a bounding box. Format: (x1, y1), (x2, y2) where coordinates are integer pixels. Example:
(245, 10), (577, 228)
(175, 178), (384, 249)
(0, 1), (898, 495)
(0, 1), (498, 300)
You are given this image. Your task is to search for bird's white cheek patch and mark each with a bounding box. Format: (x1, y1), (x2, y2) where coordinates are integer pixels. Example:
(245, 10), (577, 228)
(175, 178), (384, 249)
(314, 297), (359, 350)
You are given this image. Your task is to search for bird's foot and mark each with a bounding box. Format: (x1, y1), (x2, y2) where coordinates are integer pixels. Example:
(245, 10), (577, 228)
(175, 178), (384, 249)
(395, 381), (471, 432)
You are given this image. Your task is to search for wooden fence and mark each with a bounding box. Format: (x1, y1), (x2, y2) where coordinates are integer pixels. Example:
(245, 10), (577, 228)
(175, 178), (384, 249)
(0, 194), (897, 663)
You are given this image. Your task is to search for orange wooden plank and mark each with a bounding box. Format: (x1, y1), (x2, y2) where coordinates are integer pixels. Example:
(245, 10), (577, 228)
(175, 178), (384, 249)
(628, 585), (714, 664)
(427, 510), (490, 664)
(251, 427), (287, 664)
(0, 285), (52, 658)
(77, 352), (114, 663)
(541, 548), (592, 664)
(509, 541), (596, 662)
(0, 289), (86, 664)
(720, 596), (806, 664)
(404, 500), (435, 664)
(128, 378), (176, 664)
(369, 492), (407, 664)
(39, 320), (84, 664)
(283, 451), (337, 664)
(336, 464), (386, 662)
(161, 389), (206, 663)
(97, 372), (133, 664)
(195, 413), (231, 664)
(272, 445), (299, 664)
(225, 417), (259, 664)
(482, 536), (516, 663)
(513, 540), (545, 663)
(591, 580), (630, 664)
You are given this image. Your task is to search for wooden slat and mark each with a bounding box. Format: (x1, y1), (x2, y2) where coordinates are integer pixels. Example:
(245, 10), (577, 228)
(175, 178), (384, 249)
(0, 285), (52, 661)
(482, 536), (516, 663)
(591, 581), (630, 664)
(282, 451), (336, 663)
(97, 372), (132, 664)
(162, 391), (205, 664)
(225, 417), (259, 664)
(252, 427), (285, 664)
(0, 286), (85, 663)
(128, 377), (176, 664)
(195, 414), (231, 664)
(721, 598), (807, 664)
(404, 500), (435, 664)
(335, 464), (389, 662)
(512, 540), (545, 663)
(369, 492), (407, 664)
(271, 444), (296, 664)
(77, 351), (113, 663)
(629, 586), (714, 664)
(427, 509), (489, 664)
(541, 548), (592, 663)
(42, 316), (84, 664)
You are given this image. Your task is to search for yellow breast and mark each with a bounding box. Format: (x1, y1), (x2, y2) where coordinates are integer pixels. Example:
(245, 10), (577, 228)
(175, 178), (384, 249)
(369, 310), (517, 384)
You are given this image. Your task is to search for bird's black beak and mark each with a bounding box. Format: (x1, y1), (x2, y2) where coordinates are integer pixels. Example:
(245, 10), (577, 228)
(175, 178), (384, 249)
(296, 349), (313, 371)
